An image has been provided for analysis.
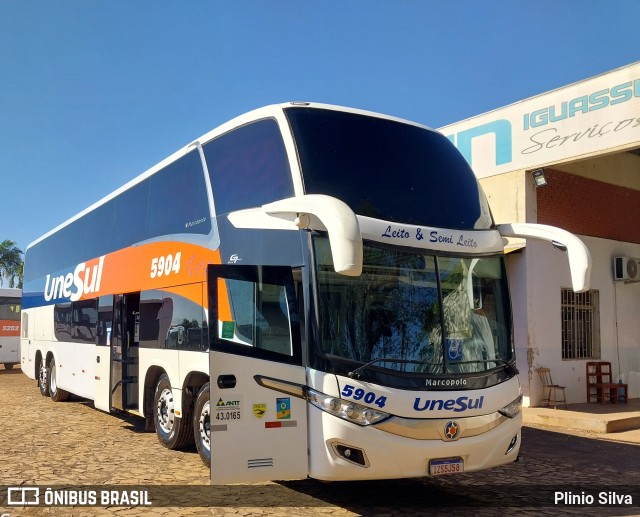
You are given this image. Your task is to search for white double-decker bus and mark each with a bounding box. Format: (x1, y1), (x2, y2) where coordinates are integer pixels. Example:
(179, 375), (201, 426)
(0, 288), (21, 370)
(21, 103), (591, 483)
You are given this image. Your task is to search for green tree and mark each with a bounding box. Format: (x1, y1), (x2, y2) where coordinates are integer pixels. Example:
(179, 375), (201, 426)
(0, 240), (23, 288)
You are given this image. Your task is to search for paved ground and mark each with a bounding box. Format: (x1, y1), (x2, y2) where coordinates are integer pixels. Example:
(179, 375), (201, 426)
(2, 365), (640, 517)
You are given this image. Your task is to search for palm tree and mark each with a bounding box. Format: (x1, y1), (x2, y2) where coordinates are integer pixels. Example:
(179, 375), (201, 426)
(0, 240), (23, 288)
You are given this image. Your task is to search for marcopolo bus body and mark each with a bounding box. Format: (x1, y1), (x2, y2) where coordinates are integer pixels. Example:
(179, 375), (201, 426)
(0, 288), (21, 369)
(20, 103), (591, 483)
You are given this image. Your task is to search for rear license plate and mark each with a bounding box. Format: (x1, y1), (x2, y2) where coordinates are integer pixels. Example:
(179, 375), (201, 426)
(429, 458), (464, 475)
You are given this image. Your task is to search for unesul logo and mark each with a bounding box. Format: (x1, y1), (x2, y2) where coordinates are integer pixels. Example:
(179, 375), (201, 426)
(43, 256), (105, 302)
(413, 395), (484, 413)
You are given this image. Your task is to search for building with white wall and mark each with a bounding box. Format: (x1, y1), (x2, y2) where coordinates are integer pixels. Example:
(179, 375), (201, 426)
(439, 62), (640, 406)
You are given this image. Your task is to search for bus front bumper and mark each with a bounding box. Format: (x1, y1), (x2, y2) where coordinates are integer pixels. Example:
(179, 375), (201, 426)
(307, 406), (522, 481)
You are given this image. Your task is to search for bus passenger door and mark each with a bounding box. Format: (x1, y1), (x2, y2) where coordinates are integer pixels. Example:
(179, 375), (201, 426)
(111, 293), (141, 412)
(208, 265), (308, 484)
(95, 295), (114, 412)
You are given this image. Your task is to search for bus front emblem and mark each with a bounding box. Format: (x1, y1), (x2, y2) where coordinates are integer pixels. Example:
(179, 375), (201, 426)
(443, 420), (460, 441)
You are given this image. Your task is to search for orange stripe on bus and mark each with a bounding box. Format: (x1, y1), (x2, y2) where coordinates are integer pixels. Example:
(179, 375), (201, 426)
(217, 278), (232, 322)
(76, 242), (221, 303)
(162, 283), (206, 308)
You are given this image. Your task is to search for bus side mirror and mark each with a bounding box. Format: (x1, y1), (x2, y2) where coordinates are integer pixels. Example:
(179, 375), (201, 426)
(228, 194), (363, 276)
(497, 223), (592, 293)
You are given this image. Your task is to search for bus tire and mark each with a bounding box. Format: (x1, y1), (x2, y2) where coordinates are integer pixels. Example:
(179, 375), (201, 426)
(153, 374), (192, 450)
(3, 363), (14, 370)
(49, 356), (70, 402)
(194, 383), (211, 467)
(38, 358), (50, 397)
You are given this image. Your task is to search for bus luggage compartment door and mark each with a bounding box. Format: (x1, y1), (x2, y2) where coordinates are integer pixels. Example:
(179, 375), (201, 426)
(208, 264), (308, 484)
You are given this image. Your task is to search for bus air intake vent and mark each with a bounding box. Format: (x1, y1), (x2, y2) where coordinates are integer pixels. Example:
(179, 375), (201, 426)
(248, 458), (274, 469)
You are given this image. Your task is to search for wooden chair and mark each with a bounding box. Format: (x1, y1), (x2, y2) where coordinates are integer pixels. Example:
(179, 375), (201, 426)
(536, 367), (567, 408)
(586, 362), (627, 404)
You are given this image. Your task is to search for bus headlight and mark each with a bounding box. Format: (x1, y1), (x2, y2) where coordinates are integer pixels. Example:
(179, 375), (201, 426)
(305, 388), (391, 426)
(498, 394), (522, 418)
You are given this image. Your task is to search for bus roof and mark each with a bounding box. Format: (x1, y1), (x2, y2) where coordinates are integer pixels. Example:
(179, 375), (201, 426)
(26, 102), (437, 251)
(0, 288), (21, 298)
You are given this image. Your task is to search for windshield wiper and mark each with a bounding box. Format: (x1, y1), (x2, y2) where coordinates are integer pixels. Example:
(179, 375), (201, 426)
(490, 359), (519, 376)
(452, 358), (519, 376)
(348, 357), (435, 379)
(345, 356), (518, 379)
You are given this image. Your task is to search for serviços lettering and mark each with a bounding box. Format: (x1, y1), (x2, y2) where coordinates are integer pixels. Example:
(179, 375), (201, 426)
(44, 256), (105, 302)
(381, 226), (478, 248)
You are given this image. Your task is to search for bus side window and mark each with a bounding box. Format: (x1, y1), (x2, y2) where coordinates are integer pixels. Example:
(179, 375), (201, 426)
(139, 291), (162, 348)
(139, 289), (205, 351)
(21, 312), (28, 338)
(203, 118), (294, 216)
(54, 303), (73, 342)
(72, 299), (98, 343)
(146, 150), (211, 239)
(220, 278), (293, 357)
(97, 295), (114, 346)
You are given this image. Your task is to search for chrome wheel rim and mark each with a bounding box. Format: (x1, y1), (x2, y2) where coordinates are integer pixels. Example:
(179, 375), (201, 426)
(49, 365), (57, 394)
(198, 400), (210, 453)
(156, 388), (175, 434)
(39, 366), (48, 392)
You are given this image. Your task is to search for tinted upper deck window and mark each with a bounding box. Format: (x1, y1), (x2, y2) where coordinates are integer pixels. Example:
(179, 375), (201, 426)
(25, 150), (210, 282)
(203, 119), (294, 215)
(285, 107), (487, 230)
(146, 150), (211, 238)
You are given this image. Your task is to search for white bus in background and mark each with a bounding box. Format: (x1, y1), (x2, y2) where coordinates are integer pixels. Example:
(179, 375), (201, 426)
(20, 103), (591, 483)
(0, 288), (21, 370)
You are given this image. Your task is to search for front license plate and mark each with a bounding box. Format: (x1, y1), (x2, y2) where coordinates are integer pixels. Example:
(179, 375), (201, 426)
(429, 458), (464, 476)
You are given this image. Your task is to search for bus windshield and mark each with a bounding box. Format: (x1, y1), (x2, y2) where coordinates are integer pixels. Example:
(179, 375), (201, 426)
(313, 236), (513, 378)
(285, 106), (490, 230)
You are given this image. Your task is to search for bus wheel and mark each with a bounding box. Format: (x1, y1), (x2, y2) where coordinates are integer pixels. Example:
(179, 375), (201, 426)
(49, 357), (69, 402)
(153, 374), (192, 450)
(38, 359), (50, 397)
(3, 363), (13, 370)
(194, 383), (211, 467)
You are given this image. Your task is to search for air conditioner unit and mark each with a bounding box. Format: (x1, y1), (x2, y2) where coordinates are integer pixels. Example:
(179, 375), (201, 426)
(613, 256), (640, 282)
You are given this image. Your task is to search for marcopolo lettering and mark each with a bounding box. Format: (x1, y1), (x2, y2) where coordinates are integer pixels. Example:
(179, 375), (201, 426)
(44, 256), (105, 303)
(425, 378), (467, 387)
(413, 395), (484, 413)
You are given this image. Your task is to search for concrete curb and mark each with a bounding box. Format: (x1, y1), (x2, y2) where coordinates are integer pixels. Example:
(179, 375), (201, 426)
(523, 399), (640, 441)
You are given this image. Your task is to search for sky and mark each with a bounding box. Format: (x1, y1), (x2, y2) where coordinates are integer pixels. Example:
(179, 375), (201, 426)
(1, 1), (639, 257)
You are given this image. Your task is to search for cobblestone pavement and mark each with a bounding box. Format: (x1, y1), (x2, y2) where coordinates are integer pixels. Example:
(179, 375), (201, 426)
(1, 366), (640, 517)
